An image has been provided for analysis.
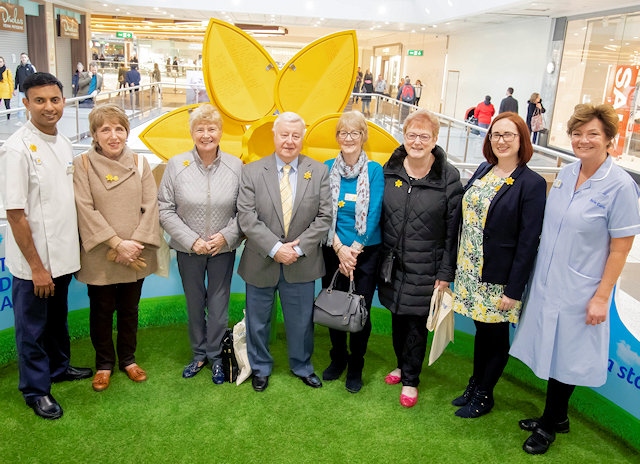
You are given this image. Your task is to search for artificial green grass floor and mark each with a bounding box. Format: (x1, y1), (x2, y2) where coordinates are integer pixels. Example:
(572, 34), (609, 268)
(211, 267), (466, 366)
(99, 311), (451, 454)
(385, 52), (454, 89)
(0, 320), (638, 463)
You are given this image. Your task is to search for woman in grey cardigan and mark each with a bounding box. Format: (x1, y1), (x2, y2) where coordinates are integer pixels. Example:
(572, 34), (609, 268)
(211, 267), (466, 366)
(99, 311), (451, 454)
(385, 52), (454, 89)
(158, 104), (243, 383)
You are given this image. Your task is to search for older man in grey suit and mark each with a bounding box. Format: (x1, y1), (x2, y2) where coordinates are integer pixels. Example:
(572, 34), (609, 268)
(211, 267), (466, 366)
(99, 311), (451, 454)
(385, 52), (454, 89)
(237, 112), (332, 392)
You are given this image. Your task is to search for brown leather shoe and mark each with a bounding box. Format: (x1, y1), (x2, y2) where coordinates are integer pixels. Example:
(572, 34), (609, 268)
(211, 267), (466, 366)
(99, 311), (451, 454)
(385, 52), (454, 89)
(92, 370), (111, 392)
(123, 364), (147, 382)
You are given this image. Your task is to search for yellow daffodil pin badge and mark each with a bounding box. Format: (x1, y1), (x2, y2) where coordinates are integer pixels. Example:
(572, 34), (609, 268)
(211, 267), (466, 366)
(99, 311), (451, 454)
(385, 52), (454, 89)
(505, 177), (514, 185)
(395, 180), (403, 188)
(29, 144), (37, 152)
(105, 174), (119, 182)
(183, 160), (190, 167)
(338, 200), (345, 208)
(304, 171), (312, 180)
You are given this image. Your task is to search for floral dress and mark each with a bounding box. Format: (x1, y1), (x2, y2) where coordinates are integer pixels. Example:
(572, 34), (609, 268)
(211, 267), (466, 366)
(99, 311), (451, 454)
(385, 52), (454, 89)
(453, 170), (522, 323)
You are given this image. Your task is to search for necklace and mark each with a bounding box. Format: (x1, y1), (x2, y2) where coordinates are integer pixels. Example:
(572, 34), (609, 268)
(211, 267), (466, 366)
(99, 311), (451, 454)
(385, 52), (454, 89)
(492, 164), (517, 178)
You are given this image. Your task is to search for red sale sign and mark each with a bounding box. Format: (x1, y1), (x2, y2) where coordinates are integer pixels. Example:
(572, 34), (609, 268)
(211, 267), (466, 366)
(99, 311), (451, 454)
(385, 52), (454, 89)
(605, 65), (638, 156)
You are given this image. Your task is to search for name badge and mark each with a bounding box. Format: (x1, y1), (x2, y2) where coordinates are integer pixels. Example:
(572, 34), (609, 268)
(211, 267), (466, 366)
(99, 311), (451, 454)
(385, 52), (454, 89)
(344, 193), (357, 202)
(472, 179), (484, 188)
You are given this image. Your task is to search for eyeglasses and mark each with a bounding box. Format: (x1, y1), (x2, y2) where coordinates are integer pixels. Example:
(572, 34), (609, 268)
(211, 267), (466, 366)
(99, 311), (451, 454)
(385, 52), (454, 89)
(489, 132), (518, 142)
(405, 133), (432, 142)
(337, 131), (362, 140)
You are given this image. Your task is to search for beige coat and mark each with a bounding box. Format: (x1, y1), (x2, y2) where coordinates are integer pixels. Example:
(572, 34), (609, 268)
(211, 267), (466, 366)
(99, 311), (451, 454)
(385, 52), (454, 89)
(73, 145), (161, 285)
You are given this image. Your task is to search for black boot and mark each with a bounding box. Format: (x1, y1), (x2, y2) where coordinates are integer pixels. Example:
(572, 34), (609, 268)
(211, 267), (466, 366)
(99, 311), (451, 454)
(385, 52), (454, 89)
(451, 376), (477, 406)
(345, 356), (364, 393)
(322, 348), (347, 381)
(455, 389), (494, 418)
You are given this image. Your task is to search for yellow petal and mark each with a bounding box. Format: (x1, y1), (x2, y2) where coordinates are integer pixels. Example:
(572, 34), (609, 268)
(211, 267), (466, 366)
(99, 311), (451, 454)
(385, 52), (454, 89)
(202, 19), (278, 123)
(304, 113), (398, 165)
(275, 30), (357, 123)
(242, 115), (277, 164)
(139, 103), (246, 162)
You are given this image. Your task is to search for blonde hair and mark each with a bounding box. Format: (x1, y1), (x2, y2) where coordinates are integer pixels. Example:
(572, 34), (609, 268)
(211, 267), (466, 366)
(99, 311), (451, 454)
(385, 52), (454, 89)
(89, 103), (129, 140)
(335, 111), (368, 143)
(189, 104), (223, 132)
(529, 92), (540, 102)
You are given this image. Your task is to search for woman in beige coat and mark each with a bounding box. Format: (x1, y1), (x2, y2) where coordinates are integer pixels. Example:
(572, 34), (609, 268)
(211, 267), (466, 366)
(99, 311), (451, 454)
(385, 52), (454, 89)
(73, 103), (161, 392)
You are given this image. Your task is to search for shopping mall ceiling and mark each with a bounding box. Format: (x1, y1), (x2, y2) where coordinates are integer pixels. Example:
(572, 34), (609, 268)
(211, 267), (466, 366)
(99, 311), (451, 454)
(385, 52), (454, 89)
(57, 0), (640, 43)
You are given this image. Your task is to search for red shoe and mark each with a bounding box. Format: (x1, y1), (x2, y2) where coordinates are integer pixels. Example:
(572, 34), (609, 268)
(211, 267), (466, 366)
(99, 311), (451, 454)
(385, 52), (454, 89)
(400, 392), (418, 408)
(385, 373), (401, 385)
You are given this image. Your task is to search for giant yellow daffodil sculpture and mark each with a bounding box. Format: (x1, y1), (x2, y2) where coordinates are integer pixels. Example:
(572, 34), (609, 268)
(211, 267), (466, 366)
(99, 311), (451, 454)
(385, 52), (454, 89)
(139, 19), (398, 164)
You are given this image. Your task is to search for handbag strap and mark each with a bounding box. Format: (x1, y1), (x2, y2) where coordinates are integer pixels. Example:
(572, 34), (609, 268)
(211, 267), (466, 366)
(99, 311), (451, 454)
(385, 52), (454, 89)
(327, 269), (356, 294)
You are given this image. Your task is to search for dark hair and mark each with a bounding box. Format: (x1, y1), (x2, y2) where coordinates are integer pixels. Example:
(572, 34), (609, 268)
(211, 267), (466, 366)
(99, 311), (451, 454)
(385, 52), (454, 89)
(507, 87), (514, 94)
(23, 72), (63, 98)
(482, 112), (533, 165)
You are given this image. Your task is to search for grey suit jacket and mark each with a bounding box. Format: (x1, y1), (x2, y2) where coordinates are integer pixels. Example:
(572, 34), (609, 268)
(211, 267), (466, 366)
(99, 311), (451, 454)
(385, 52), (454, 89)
(77, 72), (103, 98)
(237, 154), (332, 287)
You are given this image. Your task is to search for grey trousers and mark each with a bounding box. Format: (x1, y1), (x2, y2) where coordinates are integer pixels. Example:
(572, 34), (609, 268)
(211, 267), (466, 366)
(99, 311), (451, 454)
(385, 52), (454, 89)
(177, 250), (235, 366)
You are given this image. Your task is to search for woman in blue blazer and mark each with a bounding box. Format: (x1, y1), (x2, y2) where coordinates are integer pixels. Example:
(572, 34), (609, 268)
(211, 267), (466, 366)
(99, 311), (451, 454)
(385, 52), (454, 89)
(451, 112), (547, 418)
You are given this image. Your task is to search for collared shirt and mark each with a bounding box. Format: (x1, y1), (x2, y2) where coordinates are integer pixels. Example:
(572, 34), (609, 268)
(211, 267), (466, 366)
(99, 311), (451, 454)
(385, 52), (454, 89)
(275, 155), (299, 204)
(270, 155), (303, 258)
(1, 121), (80, 279)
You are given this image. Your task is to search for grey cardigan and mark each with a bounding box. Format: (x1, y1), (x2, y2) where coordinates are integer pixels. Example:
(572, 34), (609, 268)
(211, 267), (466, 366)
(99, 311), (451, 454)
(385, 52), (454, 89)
(158, 148), (243, 254)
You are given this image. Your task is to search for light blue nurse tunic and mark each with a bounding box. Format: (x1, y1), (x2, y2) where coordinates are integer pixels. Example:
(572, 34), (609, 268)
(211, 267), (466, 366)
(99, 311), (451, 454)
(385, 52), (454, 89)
(510, 156), (640, 387)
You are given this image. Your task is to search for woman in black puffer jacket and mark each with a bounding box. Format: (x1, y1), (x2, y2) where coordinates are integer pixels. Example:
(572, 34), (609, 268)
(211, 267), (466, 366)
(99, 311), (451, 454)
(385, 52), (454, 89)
(379, 109), (463, 408)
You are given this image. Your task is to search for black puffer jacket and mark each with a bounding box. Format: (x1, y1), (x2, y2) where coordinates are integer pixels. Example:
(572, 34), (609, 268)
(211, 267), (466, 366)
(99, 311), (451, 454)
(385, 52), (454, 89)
(378, 144), (462, 316)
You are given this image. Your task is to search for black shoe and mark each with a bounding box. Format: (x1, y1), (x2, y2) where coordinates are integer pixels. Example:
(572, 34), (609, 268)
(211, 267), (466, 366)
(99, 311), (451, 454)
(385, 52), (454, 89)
(252, 375), (269, 392)
(296, 373), (323, 388)
(182, 359), (208, 379)
(455, 390), (494, 418)
(451, 376), (477, 406)
(345, 372), (362, 393)
(519, 417), (570, 434)
(51, 365), (93, 383)
(523, 428), (555, 455)
(28, 395), (63, 420)
(212, 364), (225, 385)
(322, 361), (347, 381)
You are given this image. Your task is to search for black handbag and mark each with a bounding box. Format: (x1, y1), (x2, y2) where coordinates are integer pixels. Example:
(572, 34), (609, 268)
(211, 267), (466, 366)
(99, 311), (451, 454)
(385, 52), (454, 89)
(313, 270), (368, 332)
(220, 329), (238, 383)
(379, 248), (395, 284)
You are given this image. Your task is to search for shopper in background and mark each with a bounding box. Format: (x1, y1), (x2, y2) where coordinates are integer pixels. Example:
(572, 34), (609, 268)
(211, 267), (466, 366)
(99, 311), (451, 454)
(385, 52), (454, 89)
(414, 79), (423, 106)
(474, 96), (495, 129)
(526, 92), (546, 144)
(0, 56), (14, 119)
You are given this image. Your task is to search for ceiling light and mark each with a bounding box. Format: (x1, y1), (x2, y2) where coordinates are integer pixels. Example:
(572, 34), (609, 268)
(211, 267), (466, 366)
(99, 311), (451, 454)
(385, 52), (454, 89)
(235, 24), (288, 36)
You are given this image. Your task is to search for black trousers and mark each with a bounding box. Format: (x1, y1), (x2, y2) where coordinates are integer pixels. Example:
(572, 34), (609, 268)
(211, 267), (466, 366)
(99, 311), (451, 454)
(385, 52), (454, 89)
(13, 274), (72, 403)
(321, 244), (380, 369)
(472, 320), (510, 395)
(391, 313), (429, 387)
(88, 280), (144, 371)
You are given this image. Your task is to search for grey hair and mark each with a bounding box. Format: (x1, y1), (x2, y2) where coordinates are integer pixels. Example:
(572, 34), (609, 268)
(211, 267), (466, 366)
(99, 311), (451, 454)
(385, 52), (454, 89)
(273, 111), (306, 134)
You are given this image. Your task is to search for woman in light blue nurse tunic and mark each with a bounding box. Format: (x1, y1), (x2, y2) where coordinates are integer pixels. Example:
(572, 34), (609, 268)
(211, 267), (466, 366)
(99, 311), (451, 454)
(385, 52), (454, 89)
(510, 104), (640, 455)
